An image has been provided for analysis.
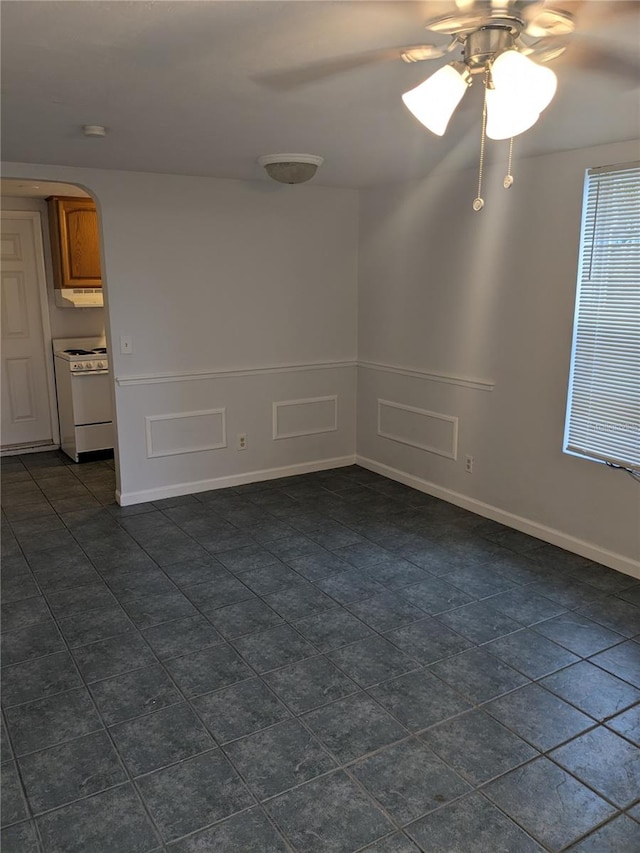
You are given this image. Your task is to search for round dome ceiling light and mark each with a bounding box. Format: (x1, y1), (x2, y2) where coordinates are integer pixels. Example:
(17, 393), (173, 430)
(258, 153), (324, 184)
(82, 125), (107, 137)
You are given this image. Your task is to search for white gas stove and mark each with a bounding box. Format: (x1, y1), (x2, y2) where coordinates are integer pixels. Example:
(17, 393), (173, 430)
(53, 336), (109, 374)
(52, 337), (113, 461)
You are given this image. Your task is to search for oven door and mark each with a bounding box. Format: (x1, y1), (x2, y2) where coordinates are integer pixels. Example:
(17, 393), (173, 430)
(70, 371), (113, 425)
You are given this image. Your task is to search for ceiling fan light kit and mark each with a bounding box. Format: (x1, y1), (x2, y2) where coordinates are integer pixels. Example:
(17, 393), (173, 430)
(400, 3), (574, 211)
(258, 153), (324, 184)
(485, 49), (558, 139)
(403, 46), (556, 141)
(402, 63), (471, 136)
(250, 2), (634, 206)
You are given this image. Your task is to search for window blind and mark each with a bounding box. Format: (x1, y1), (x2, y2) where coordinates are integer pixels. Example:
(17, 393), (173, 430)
(564, 161), (640, 471)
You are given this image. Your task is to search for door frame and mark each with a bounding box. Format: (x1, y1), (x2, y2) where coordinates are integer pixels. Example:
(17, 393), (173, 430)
(1, 209), (60, 453)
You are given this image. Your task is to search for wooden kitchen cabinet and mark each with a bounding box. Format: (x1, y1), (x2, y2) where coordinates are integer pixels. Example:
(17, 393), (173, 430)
(47, 196), (102, 288)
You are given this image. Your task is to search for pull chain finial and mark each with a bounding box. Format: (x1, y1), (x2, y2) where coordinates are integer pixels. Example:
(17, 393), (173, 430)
(473, 70), (489, 212)
(504, 137), (514, 188)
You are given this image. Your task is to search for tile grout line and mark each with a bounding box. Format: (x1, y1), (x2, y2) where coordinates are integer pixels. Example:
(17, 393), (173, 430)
(2, 459), (176, 851)
(2, 454), (638, 852)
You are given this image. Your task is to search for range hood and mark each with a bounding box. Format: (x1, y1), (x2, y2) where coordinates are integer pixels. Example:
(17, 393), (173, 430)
(55, 288), (104, 308)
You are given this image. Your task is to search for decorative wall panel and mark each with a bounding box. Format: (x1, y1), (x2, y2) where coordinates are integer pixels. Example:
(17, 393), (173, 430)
(377, 399), (458, 460)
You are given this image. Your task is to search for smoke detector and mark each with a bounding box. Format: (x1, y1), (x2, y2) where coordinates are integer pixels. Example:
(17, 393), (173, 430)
(258, 153), (324, 184)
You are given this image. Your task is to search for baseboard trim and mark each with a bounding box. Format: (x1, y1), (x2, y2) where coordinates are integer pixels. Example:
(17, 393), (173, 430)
(357, 455), (640, 580)
(1, 442), (59, 457)
(116, 454), (357, 506)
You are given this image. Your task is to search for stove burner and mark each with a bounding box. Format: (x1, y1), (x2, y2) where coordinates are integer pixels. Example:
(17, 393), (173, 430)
(64, 349), (94, 356)
(92, 348), (107, 355)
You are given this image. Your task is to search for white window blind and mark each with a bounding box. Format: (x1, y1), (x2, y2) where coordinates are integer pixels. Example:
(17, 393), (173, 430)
(564, 161), (640, 471)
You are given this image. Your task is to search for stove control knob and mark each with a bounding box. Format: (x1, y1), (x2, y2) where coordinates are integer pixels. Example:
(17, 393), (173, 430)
(72, 362), (79, 371)
(96, 361), (104, 369)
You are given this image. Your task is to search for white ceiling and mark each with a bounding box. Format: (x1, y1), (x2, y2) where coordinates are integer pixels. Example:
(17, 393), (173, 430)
(2, 1), (639, 189)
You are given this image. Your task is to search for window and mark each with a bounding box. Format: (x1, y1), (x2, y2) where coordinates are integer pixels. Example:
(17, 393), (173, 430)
(564, 161), (640, 472)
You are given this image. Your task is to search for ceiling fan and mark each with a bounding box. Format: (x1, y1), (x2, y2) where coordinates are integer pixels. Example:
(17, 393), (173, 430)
(399, 0), (576, 66)
(258, 1), (638, 93)
(258, 1), (637, 209)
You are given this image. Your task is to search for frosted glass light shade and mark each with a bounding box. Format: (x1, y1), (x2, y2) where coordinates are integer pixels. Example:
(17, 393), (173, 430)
(402, 64), (470, 136)
(486, 90), (542, 139)
(486, 49), (557, 140)
(491, 49), (557, 112)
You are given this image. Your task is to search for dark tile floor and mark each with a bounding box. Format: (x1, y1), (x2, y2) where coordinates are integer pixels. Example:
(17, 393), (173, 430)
(2, 451), (640, 853)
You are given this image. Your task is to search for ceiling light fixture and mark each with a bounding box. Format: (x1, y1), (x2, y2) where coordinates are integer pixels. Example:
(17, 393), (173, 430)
(82, 125), (107, 137)
(258, 153), (324, 184)
(402, 26), (557, 211)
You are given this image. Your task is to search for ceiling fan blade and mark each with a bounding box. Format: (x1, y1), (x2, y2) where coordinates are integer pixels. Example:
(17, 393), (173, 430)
(562, 35), (640, 83)
(568, 0), (640, 35)
(557, 1), (638, 20)
(523, 9), (575, 38)
(254, 44), (446, 91)
(426, 13), (486, 35)
(425, 2), (552, 36)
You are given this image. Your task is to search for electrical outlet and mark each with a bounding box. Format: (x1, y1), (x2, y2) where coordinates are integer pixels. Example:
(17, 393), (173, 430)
(237, 433), (247, 451)
(465, 455), (474, 474)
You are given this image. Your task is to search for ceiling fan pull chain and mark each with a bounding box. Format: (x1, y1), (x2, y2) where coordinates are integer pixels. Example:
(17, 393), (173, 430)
(473, 78), (489, 212)
(504, 137), (515, 189)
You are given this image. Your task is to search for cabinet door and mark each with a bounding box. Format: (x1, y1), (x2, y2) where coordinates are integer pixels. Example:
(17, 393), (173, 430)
(63, 203), (101, 281)
(48, 197), (102, 288)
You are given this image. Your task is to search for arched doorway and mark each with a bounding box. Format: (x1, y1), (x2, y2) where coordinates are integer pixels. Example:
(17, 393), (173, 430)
(1, 178), (118, 500)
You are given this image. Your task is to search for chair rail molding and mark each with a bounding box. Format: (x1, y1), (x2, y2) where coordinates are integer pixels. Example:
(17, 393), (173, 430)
(116, 360), (493, 390)
(116, 360), (356, 386)
(359, 360), (495, 391)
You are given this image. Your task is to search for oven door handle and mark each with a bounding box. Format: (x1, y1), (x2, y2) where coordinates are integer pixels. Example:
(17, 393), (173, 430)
(71, 370), (110, 376)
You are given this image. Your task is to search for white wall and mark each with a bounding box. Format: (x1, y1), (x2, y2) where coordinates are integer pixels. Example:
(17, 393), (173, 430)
(0, 194), (106, 339)
(2, 164), (359, 502)
(357, 139), (640, 574)
(4, 146), (638, 575)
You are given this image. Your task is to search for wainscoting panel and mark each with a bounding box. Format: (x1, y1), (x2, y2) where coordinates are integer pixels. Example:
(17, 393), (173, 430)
(145, 408), (227, 458)
(377, 399), (458, 460)
(115, 363), (356, 503)
(273, 395), (338, 440)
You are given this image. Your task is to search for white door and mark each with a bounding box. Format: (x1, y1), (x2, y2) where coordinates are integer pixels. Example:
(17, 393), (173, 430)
(1, 212), (55, 450)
